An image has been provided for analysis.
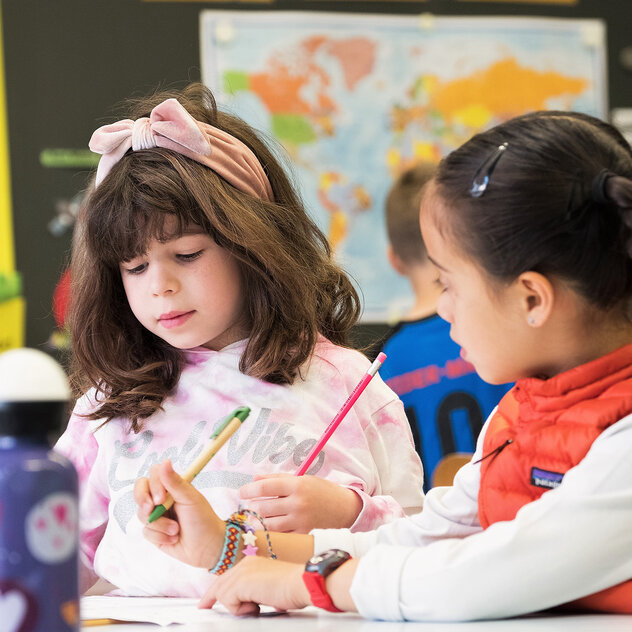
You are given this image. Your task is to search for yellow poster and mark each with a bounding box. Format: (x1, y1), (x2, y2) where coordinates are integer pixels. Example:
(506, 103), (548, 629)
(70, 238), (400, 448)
(0, 0), (25, 351)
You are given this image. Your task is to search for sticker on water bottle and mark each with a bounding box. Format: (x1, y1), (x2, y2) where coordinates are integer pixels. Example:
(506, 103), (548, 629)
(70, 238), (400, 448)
(0, 579), (38, 632)
(25, 492), (78, 564)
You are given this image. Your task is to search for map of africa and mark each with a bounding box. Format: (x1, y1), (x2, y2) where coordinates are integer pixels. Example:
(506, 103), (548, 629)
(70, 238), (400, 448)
(201, 12), (606, 321)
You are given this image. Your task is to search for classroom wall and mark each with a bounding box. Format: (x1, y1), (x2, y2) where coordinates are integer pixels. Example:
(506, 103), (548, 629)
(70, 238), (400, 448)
(2, 0), (632, 353)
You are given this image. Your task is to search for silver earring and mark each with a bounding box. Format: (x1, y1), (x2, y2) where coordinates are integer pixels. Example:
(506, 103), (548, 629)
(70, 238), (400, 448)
(527, 316), (535, 326)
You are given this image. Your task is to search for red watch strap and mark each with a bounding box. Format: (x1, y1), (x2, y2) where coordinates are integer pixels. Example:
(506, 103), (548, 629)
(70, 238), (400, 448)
(302, 570), (343, 612)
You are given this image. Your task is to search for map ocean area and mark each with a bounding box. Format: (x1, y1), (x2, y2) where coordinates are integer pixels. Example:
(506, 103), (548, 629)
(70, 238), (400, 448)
(201, 12), (606, 322)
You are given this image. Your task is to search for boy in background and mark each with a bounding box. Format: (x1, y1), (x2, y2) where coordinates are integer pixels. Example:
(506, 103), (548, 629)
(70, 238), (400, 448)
(380, 163), (511, 491)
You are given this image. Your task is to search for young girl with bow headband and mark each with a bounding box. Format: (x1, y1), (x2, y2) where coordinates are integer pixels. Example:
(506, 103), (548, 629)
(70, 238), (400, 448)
(55, 83), (423, 596)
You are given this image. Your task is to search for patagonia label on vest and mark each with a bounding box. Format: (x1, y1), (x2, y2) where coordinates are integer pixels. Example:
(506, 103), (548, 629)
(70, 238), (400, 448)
(530, 467), (564, 490)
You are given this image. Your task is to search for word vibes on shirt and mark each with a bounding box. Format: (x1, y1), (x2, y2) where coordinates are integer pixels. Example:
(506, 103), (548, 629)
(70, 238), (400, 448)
(109, 408), (325, 532)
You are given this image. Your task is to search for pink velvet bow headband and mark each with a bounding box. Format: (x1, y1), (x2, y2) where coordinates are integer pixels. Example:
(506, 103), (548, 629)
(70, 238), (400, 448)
(89, 98), (274, 202)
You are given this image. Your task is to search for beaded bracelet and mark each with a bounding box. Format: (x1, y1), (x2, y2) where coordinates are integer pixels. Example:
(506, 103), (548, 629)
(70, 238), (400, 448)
(208, 507), (276, 575)
(208, 520), (242, 575)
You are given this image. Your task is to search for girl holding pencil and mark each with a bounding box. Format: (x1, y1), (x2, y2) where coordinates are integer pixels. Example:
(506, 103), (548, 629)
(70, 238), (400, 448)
(136, 110), (632, 619)
(55, 83), (423, 598)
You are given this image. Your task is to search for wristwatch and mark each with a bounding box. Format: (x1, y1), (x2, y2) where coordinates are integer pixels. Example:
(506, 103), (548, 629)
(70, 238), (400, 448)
(303, 548), (352, 612)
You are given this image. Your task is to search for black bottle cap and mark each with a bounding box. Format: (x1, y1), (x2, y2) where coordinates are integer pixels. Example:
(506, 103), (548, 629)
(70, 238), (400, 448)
(0, 401), (68, 437)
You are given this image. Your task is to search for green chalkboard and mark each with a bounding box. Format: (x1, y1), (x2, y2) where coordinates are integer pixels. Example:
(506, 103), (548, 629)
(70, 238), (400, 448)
(2, 0), (631, 353)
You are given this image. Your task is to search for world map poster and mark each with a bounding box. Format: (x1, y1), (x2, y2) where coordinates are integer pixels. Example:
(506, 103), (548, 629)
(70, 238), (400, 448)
(200, 12), (606, 322)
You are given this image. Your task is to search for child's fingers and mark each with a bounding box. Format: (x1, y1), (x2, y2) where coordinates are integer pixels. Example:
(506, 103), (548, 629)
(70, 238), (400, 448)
(234, 601), (261, 616)
(142, 522), (180, 546)
(253, 514), (295, 533)
(239, 475), (295, 500)
(158, 460), (205, 505)
(198, 588), (218, 610)
(208, 574), (259, 616)
(133, 476), (155, 518)
(143, 514), (180, 536)
(252, 473), (294, 482)
(245, 495), (292, 519)
(147, 461), (171, 506)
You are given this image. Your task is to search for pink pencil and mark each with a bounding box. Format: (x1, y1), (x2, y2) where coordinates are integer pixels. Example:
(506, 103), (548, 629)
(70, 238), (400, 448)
(295, 352), (387, 476)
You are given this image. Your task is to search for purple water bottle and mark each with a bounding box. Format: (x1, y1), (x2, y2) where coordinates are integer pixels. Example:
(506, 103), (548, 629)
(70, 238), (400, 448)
(0, 348), (79, 632)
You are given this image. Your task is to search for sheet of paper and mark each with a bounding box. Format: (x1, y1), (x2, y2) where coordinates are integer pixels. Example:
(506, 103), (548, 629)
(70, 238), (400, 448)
(81, 595), (278, 626)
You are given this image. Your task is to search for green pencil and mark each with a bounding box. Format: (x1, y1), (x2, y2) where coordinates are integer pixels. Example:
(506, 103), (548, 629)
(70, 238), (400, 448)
(147, 406), (250, 523)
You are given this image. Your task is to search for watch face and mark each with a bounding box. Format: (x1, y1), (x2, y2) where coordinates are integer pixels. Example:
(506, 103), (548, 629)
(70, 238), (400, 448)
(305, 548), (351, 575)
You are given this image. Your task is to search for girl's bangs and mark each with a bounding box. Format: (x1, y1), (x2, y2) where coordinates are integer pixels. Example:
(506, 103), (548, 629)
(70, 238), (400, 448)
(89, 194), (207, 267)
(87, 150), (214, 267)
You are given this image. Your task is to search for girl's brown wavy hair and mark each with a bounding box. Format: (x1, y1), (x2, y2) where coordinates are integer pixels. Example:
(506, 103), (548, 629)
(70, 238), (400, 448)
(69, 83), (361, 432)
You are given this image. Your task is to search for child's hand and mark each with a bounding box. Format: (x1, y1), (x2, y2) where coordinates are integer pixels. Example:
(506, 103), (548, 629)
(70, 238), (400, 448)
(198, 556), (310, 615)
(134, 460), (225, 569)
(239, 474), (363, 532)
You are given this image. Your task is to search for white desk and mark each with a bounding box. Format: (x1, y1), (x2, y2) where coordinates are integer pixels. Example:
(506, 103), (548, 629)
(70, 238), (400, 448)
(81, 608), (632, 631)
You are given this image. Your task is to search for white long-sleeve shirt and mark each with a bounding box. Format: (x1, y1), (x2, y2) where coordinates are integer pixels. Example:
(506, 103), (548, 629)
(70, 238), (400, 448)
(56, 337), (424, 596)
(313, 411), (632, 621)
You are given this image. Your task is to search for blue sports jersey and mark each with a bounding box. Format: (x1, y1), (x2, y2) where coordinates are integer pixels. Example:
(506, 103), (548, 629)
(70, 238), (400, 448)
(380, 314), (512, 491)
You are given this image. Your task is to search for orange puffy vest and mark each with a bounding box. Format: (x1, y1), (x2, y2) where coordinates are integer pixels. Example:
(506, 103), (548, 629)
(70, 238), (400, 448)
(479, 343), (632, 614)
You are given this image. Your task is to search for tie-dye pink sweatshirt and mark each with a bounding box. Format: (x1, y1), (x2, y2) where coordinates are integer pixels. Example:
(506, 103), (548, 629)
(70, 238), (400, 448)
(55, 337), (424, 597)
